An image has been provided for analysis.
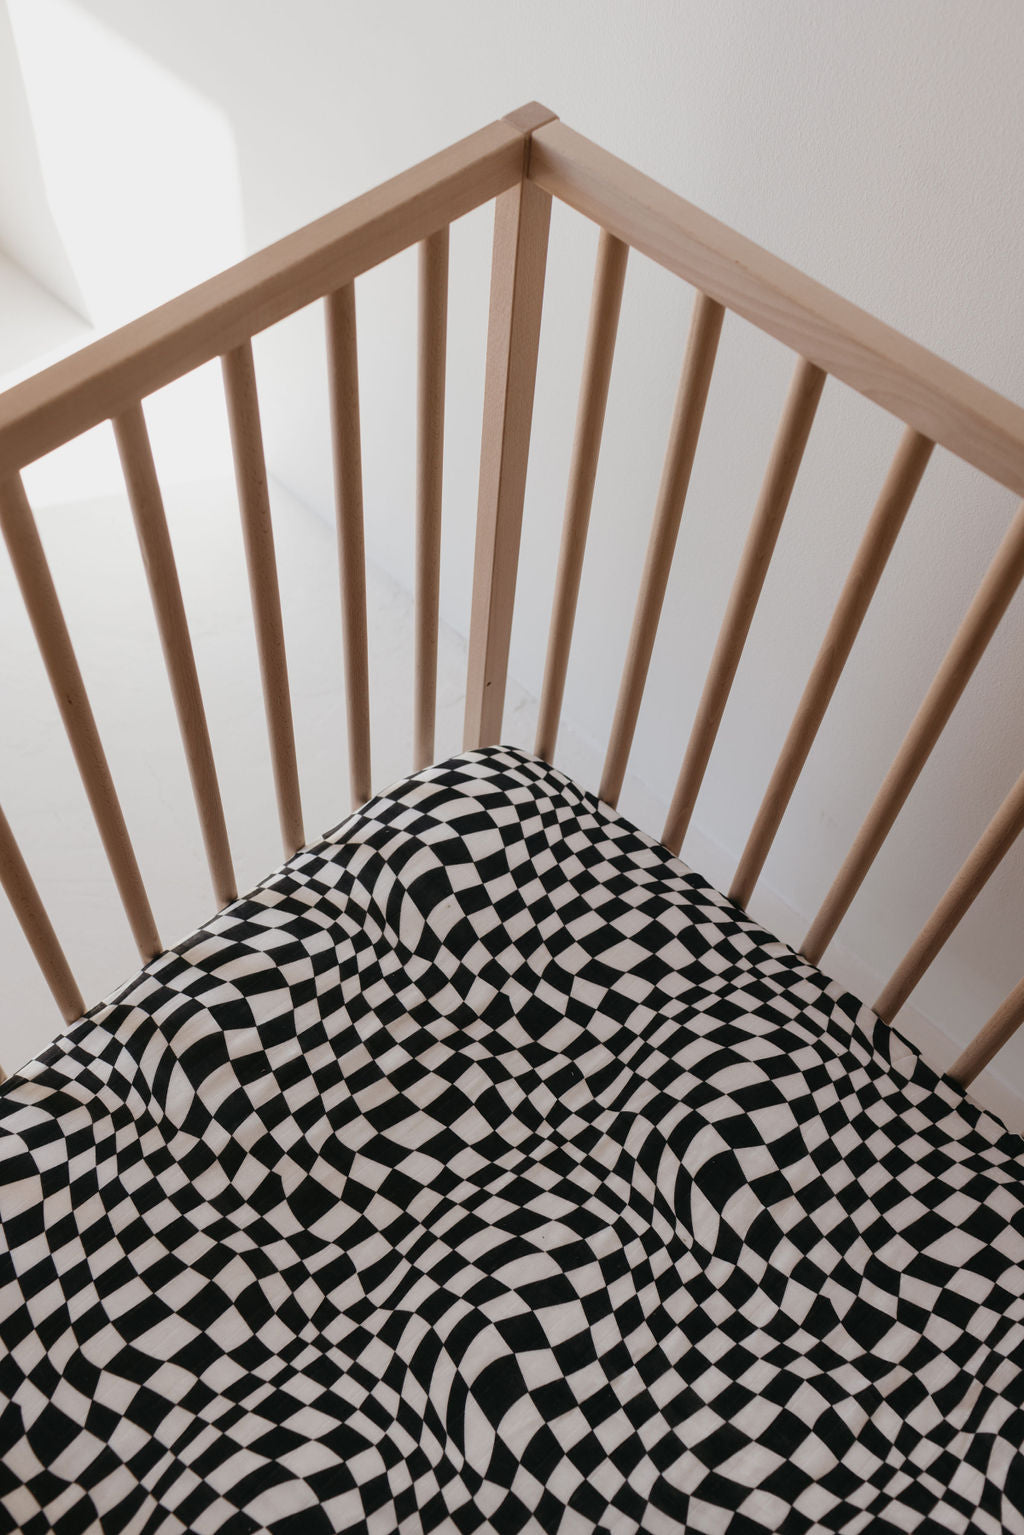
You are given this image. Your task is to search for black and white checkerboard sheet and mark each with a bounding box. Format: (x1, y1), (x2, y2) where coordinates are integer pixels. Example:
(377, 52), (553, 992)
(1, 747), (1022, 1535)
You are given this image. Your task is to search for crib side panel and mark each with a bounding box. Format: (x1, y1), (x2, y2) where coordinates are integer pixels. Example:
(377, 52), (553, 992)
(0, 121), (525, 481)
(528, 120), (1024, 499)
(2, 104), (1024, 1082)
(0, 112), (535, 1031)
(524, 118), (1024, 1081)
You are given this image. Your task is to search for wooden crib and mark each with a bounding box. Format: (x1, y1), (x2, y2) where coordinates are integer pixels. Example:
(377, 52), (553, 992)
(1, 105), (1023, 1534)
(2, 103), (1022, 1086)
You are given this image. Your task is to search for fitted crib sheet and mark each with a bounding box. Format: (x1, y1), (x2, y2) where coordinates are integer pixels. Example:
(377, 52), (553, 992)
(1, 746), (1022, 1535)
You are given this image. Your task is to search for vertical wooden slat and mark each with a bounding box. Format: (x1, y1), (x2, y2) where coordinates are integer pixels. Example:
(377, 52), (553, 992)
(662, 357), (826, 854)
(414, 226), (449, 772)
(0, 802), (83, 1023)
(463, 175), (553, 750)
(875, 766), (1024, 1022)
(803, 494), (1024, 963)
(0, 475), (161, 958)
(950, 977), (1024, 1088)
(114, 403), (237, 907)
(325, 282), (371, 807)
(598, 291), (724, 808)
(729, 427), (933, 909)
(222, 342), (305, 854)
(535, 229), (629, 763)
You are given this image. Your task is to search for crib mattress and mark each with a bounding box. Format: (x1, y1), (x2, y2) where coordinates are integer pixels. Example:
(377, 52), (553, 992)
(1, 747), (1022, 1535)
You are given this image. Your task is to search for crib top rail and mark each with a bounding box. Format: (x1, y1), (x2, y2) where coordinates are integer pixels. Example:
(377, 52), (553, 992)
(529, 121), (1024, 499)
(0, 117), (525, 480)
(1, 106), (1022, 497)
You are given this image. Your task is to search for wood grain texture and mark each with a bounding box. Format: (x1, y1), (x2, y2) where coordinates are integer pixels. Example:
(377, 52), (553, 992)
(115, 403), (237, 907)
(223, 343), (305, 854)
(661, 358), (825, 854)
(0, 475), (161, 959)
(326, 284), (372, 808)
(875, 766), (1024, 1023)
(950, 976), (1024, 1087)
(414, 228), (449, 772)
(463, 176), (552, 749)
(0, 120), (525, 479)
(503, 102), (559, 136)
(0, 801), (83, 1023)
(729, 428), (933, 910)
(803, 494), (1024, 964)
(529, 121), (1024, 498)
(536, 230), (628, 764)
(599, 292), (724, 808)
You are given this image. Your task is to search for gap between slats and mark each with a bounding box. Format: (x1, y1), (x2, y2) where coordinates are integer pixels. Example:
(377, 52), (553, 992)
(222, 342), (305, 856)
(599, 291), (724, 808)
(662, 357), (826, 855)
(952, 977), (1024, 1087)
(0, 475), (161, 961)
(729, 427), (934, 910)
(114, 402), (238, 907)
(803, 494), (1024, 963)
(536, 229), (629, 765)
(875, 765), (1024, 1024)
(0, 803), (83, 1023)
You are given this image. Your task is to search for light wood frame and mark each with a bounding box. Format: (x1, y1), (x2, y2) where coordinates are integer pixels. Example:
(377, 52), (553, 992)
(1, 104), (1022, 1095)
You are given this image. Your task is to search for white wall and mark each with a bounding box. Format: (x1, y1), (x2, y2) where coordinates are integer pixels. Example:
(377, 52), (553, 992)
(0, 2), (86, 316)
(8, 1), (1024, 1098)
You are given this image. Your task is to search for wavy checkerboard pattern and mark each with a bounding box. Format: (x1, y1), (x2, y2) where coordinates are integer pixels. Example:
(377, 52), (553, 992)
(1, 747), (1023, 1533)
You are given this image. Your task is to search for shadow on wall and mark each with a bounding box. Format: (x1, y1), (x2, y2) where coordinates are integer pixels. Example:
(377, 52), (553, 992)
(2, 0), (246, 501)
(0, 0), (84, 319)
(6, 0), (243, 330)
(0, 0), (87, 376)
(13, 0), (508, 531)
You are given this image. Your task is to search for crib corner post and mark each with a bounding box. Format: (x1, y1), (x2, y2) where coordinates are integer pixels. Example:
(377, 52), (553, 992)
(463, 107), (556, 752)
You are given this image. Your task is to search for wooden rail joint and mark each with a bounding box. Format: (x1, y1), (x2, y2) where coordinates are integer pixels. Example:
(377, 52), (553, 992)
(502, 102), (560, 173)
